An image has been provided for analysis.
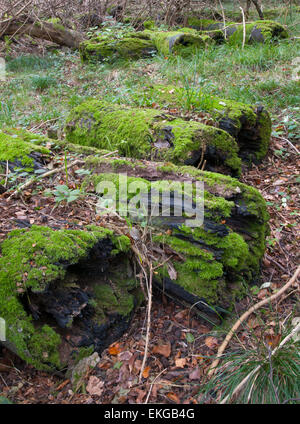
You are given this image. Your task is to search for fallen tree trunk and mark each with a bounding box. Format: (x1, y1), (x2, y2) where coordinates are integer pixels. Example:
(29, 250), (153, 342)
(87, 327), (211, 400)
(144, 85), (271, 161)
(0, 16), (85, 48)
(79, 32), (157, 62)
(65, 100), (242, 176)
(0, 131), (269, 372)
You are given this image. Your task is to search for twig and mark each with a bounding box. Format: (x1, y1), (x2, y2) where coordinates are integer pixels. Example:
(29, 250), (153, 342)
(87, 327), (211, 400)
(218, 0), (227, 40)
(207, 265), (300, 378)
(4, 160), (9, 188)
(144, 368), (167, 404)
(240, 6), (246, 49)
(139, 262), (153, 383)
(276, 136), (300, 155)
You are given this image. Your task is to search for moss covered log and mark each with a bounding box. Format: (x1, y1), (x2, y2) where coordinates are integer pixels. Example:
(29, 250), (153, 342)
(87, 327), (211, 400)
(143, 85), (271, 161)
(79, 32), (157, 62)
(0, 129), (51, 174)
(65, 100), (242, 176)
(187, 18), (288, 44)
(226, 20), (288, 44)
(144, 29), (212, 56)
(83, 155), (269, 321)
(0, 225), (139, 371)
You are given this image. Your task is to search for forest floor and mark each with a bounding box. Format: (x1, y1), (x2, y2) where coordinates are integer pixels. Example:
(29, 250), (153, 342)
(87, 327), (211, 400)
(0, 6), (299, 404)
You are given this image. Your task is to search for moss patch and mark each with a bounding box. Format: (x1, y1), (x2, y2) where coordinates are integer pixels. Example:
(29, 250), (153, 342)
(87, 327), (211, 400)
(0, 130), (50, 169)
(0, 225), (134, 370)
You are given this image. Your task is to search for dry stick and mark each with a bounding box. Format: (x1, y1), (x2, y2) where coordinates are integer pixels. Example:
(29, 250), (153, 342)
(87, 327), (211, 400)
(7, 159), (84, 201)
(139, 262), (153, 383)
(207, 265), (300, 378)
(240, 6), (246, 49)
(4, 160), (9, 188)
(220, 320), (300, 404)
(144, 368), (167, 404)
(7, 150), (118, 201)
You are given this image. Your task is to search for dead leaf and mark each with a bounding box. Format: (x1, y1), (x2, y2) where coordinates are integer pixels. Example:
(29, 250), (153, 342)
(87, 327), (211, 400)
(189, 367), (201, 380)
(108, 343), (122, 356)
(175, 357), (186, 368)
(205, 336), (219, 350)
(86, 376), (104, 396)
(153, 342), (171, 358)
(167, 392), (180, 403)
(142, 366), (150, 379)
(118, 350), (133, 362)
(167, 263), (177, 280)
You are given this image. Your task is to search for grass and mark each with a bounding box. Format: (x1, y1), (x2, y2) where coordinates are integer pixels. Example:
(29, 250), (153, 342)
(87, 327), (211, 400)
(198, 314), (300, 404)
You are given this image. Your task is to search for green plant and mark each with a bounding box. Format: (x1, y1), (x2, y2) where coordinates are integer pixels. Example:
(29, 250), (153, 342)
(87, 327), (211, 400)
(199, 319), (300, 404)
(30, 75), (57, 92)
(53, 184), (82, 204)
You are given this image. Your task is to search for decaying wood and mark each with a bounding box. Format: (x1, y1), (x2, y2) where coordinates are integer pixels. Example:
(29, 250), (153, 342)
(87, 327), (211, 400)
(0, 16), (85, 48)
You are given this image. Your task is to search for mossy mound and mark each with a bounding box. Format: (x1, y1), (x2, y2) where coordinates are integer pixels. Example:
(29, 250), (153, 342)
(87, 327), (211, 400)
(143, 85), (271, 161)
(79, 32), (157, 62)
(226, 20), (288, 44)
(65, 99), (241, 176)
(144, 29), (213, 56)
(186, 18), (288, 44)
(0, 129), (51, 173)
(82, 156), (269, 319)
(0, 225), (139, 370)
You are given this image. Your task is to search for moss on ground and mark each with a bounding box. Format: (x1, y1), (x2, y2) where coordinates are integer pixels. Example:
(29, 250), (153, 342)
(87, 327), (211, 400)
(144, 29), (212, 56)
(227, 20), (289, 45)
(0, 225), (132, 370)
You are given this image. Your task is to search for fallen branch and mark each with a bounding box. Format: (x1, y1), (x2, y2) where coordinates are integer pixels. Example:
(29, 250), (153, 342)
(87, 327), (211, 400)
(207, 265), (300, 378)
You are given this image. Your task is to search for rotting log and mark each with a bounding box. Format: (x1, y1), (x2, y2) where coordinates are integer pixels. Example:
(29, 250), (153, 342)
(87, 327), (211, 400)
(0, 131), (269, 371)
(186, 18), (288, 44)
(65, 100), (242, 176)
(0, 129), (52, 174)
(0, 16), (85, 48)
(79, 32), (157, 62)
(0, 225), (140, 371)
(83, 155), (269, 319)
(143, 85), (271, 161)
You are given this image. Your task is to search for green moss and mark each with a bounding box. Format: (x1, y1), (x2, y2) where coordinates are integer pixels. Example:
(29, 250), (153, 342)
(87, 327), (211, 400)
(45, 18), (65, 32)
(187, 18), (222, 30)
(0, 130), (50, 168)
(82, 159), (268, 309)
(143, 85), (271, 161)
(0, 225), (130, 370)
(228, 20), (288, 45)
(65, 99), (241, 175)
(143, 20), (156, 30)
(146, 30), (211, 56)
(79, 34), (156, 62)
